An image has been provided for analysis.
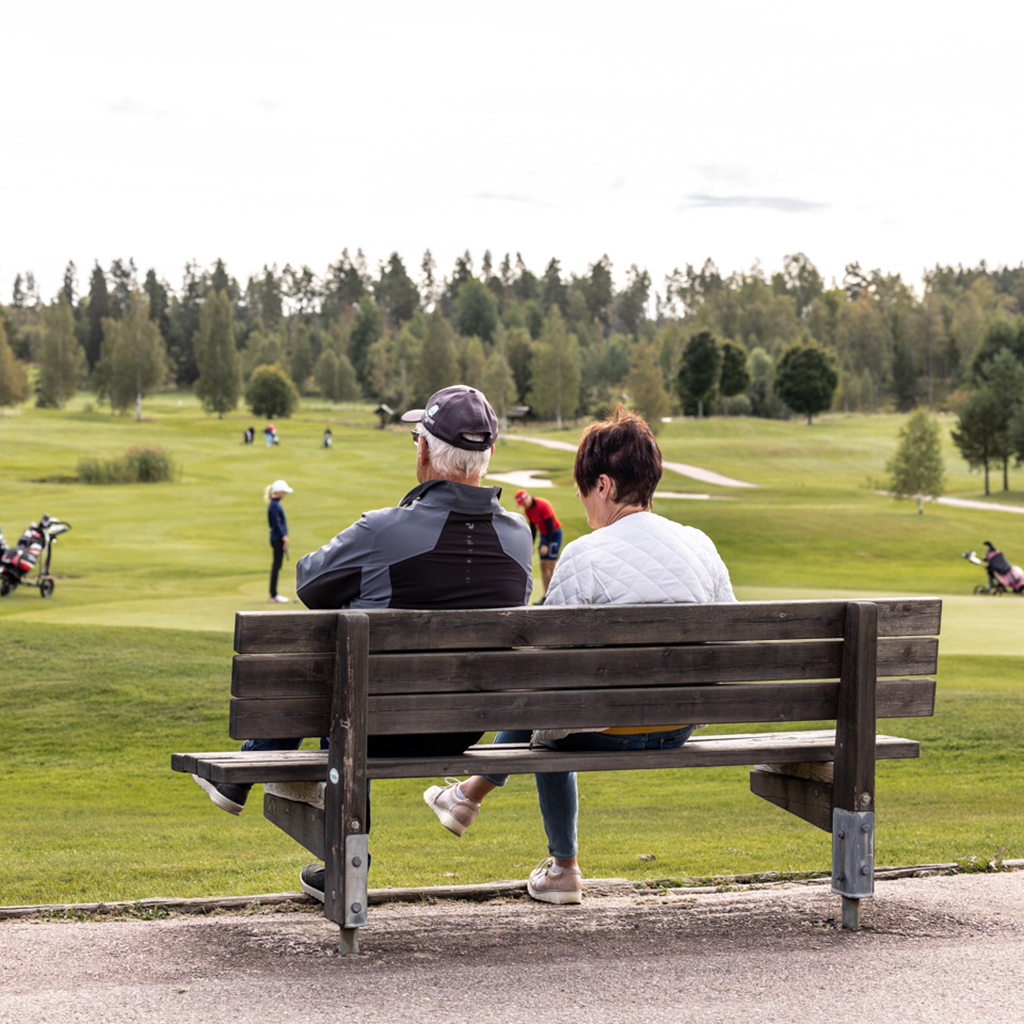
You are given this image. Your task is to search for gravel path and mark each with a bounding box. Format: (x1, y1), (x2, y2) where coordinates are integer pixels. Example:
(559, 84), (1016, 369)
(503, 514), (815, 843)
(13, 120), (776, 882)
(3, 872), (1022, 1024)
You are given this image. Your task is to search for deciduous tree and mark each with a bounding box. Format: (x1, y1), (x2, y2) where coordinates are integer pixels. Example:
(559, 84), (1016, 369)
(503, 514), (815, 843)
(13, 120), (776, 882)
(625, 341), (671, 431)
(529, 308), (581, 428)
(482, 349), (516, 438)
(415, 311), (459, 401)
(98, 291), (167, 419)
(245, 364), (299, 418)
(951, 387), (1004, 495)
(0, 319), (30, 414)
(36, 295), (86, 408)
(887, 410), (945, 513)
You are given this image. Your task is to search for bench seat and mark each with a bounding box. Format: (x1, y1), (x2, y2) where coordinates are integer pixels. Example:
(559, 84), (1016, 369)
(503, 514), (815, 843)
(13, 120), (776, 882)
(173, 729), (921, 783)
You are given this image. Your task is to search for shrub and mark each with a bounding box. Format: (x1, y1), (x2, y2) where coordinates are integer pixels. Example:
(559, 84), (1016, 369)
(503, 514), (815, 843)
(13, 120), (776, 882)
(244, 363), (299, 418)
(77, 446), (174, 485)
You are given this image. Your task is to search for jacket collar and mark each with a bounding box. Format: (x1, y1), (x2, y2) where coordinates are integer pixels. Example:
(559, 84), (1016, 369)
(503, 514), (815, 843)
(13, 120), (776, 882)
(398, 478), (503, 510)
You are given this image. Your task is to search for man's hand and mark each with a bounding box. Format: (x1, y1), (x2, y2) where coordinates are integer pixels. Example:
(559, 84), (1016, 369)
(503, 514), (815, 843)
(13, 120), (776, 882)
(282, 536), (289, 551)
(539, 544), (548, 557)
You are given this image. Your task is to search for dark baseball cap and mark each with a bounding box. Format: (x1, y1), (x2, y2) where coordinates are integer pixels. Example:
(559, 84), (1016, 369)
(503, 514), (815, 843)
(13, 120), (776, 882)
(401, 386), (498, 451)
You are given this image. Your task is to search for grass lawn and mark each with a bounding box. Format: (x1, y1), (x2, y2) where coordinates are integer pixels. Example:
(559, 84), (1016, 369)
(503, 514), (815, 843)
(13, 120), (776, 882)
(1, 395), (1022, 903)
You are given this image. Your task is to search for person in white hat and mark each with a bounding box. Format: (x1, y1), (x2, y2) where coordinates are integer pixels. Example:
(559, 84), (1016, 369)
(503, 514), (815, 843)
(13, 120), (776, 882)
(264, 479), (293, 602)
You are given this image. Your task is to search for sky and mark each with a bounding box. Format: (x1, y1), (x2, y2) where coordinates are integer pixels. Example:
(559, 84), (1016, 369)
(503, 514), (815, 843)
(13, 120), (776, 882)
(4, 0), (1023, 305)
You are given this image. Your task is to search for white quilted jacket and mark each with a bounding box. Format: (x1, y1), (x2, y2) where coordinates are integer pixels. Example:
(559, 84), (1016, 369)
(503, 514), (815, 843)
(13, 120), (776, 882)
(544, 511), (735, 607)
(535, 511), (735, 740)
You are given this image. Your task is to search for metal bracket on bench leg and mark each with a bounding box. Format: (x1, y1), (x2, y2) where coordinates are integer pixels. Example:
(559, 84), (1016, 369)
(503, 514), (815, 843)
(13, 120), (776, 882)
(831, 808), (874, 902)
(343, 833), (369, 929)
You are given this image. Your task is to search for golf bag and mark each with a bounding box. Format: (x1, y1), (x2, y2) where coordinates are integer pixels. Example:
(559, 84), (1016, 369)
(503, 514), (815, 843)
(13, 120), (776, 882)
(0, 515), (72, 598)
(962, 541), (1024, 595)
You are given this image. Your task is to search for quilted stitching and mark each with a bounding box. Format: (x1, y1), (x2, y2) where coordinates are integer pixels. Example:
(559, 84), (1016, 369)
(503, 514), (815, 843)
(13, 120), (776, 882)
(546, 512), (734, 606)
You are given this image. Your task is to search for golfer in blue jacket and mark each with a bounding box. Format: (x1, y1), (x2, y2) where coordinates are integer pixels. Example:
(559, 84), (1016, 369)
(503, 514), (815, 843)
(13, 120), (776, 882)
(265, 479), (293, 602)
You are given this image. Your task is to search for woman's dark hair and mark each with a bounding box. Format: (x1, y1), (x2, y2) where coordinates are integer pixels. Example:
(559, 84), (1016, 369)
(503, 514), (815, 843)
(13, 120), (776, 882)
(574, 404), (662, 507)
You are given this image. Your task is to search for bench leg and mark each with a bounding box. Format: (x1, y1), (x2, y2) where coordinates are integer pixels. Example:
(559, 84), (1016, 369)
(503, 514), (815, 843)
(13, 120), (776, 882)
(339, 927), (360, 955)
(842, 897), (860, 932)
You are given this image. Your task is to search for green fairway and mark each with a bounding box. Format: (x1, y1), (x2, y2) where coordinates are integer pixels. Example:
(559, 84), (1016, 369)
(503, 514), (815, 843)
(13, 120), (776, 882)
(1, 396), (1022, 903)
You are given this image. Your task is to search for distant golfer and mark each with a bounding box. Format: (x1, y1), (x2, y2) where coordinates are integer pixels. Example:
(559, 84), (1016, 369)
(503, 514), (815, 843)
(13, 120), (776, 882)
(265, 479), (293, 603)
(515, 489), (562, 595)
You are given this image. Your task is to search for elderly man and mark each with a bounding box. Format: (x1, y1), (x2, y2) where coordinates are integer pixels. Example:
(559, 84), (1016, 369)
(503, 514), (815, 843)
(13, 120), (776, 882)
(193, 385), (533, 900)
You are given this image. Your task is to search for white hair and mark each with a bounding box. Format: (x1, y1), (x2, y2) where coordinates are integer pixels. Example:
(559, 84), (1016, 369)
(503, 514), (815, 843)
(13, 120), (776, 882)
(420, 426), (492, 480)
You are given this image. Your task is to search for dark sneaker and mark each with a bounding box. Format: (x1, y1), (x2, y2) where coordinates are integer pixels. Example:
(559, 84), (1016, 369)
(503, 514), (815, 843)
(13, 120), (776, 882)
(192, 774), (250, 815)
(300, 864), (325, 902)
(527, 858), (583, 905)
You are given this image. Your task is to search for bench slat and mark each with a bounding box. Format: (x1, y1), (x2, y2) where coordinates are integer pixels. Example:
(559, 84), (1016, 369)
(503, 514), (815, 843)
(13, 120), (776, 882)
(234, 599), (941, 654)
(227, 677), (935, 739)
(177, 729), (921, 784)
(231, 636), (938, 698)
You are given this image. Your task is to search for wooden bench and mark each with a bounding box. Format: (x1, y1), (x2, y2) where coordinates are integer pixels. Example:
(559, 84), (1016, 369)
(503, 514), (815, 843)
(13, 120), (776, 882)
(172, 597), (940, 952)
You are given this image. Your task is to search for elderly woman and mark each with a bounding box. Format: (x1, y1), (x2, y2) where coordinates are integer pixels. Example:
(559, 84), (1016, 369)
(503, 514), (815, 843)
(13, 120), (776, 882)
(423, 405), (736, 903)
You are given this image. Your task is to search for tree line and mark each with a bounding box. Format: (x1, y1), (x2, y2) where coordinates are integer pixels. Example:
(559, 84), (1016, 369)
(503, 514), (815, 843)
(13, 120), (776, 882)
(1, 251), (1024, 471)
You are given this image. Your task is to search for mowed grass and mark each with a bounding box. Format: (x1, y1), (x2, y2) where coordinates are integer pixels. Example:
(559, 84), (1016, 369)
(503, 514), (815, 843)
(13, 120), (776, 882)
(0, 621), (1019, 905)
(1, 395), (1023, 903)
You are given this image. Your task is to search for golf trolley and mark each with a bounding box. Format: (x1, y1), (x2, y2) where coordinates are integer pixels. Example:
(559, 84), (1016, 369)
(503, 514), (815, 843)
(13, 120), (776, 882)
(0, 515), (73, 598)
(962, 540), (1024, 595)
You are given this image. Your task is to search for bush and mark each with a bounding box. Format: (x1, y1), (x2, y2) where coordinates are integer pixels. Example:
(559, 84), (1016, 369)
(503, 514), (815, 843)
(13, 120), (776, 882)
(244, 363), (299, 418)
(78, 446), (174, 485)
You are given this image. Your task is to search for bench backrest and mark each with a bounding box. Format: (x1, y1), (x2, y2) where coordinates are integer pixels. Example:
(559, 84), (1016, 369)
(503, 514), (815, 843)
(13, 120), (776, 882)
(229, 599), (939, 740)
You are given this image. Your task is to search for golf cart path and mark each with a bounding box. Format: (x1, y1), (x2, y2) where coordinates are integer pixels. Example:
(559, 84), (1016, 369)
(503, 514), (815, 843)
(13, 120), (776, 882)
(512, 435), (759, 488)
(933, 495), (1024, 514)
(2, 871), (1021, 1024)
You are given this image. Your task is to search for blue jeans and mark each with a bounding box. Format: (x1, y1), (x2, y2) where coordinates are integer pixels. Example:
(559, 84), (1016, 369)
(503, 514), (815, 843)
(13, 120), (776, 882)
(481, 726), (694, 860)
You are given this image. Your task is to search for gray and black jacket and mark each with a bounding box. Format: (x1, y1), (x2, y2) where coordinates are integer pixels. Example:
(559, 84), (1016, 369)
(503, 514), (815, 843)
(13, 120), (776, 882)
(296, 479), (533, 610)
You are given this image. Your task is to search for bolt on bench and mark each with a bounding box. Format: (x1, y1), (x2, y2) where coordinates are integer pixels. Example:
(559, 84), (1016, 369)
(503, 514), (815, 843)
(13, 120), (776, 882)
(173, 597), (940, 952)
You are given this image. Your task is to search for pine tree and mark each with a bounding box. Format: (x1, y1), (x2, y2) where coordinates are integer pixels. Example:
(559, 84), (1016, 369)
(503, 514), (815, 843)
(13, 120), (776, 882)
(529, 308), (581, 428)
(98, 291), (167, 419)
(0, 319), (30, 415)
(718, 340), (750, 415)
(85, 262), (110, 370)
(194, 290), (242, 418)
(349, 296), (383, 384)
(289, 323), (313, 392)
(887, 411), (945, 513)
(773, 343), (838, 425)
(36, 295), (86, 408)
(678, 331), (721, 418)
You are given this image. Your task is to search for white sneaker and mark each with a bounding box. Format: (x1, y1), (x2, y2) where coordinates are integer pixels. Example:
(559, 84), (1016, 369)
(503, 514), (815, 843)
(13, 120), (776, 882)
(423, 778), (480, 837)
(263, 781), (325, 809)
(269, 595), (289, 603)
(527, 858), (583, 904)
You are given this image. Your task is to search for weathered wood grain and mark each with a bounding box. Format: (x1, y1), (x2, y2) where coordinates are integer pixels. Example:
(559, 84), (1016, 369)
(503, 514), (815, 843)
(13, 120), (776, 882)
(233, 598), (941, 654)
(263, 793), (325, 860)
(176, 729), (920, 783)
(750, 770), (834, 831)
(230, 636), (938, 700)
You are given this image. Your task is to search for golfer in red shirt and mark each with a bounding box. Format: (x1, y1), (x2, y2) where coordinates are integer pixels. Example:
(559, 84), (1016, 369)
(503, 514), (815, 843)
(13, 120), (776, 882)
(515, 489), (562, 596)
